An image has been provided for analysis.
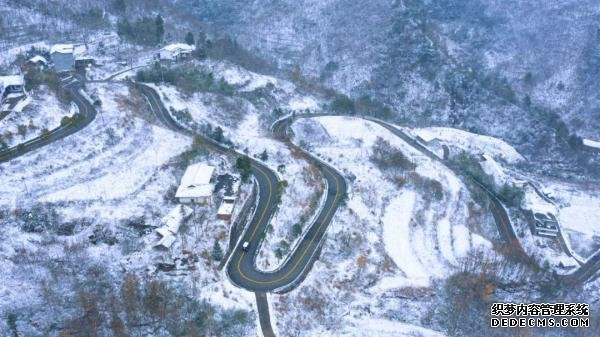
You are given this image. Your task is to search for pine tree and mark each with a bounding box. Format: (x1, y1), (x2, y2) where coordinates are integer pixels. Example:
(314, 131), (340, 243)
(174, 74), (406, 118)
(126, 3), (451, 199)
(211, 240), (223, 261)
(185, 32), (195, 45)
(260, 150), (268, 161)
(155, 14), (164, 43)
(212, 126), (224, 142)
(235, 156), (252, 182)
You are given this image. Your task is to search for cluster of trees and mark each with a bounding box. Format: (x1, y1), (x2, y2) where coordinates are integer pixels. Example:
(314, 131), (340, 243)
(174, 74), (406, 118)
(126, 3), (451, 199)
(169, 106), (192, 125)
(117, 15), (164, 45)
(75, 7), (108, 29)
(24, 68), (59, 92)
(330, 94), (394, 119)
(60, 113), (84, 127)
(136, 63), (234, 95)
(370, 137), (416, 176)
(450, 151), (524, 208)
(275, 240), (290, 259)
(46, 272), (252, 336)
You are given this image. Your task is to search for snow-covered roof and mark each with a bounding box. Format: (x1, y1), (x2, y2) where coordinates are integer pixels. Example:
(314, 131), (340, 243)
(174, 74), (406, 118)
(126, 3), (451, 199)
(175, 163), (215, 198)
(583, 138), (600, 149)
(28, 55), (48, 64)
(155, 234), (176, 249)
(217, 198), (235, 216)
(162, 43), (195, 52)
(51, 44), (74, 54)
(156, 205), (192, 236)
(0, 75), (24, 87)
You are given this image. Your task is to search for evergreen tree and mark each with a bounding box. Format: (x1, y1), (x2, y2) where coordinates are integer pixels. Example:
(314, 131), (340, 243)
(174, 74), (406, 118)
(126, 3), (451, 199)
(155, 14), (165, 43)
(235, 156), (252, 182)
(211, 240), (223, 261)
(212, 126), (224, 142)
(185, 32), (195, 45)
(260, 150), (268, 161)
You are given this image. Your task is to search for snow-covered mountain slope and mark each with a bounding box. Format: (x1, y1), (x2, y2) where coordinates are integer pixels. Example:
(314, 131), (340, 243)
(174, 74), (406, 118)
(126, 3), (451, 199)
(268, 116), (506, 336)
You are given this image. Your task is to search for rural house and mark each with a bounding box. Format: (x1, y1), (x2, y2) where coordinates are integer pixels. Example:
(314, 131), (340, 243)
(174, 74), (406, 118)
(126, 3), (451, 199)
(175, 163), (215, 204)
(157, 43), (195, 62)
(0, 75), (25, 100)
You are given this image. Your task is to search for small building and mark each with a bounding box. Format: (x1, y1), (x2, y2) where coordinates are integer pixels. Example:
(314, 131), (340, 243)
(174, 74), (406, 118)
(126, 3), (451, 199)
(27, 55), (48, 69)
(0, 75), (25, 100)
(217, 196), (236, 221)
(532, 212), (559, 237)
(51, 44), (75, 73)
(154, 205), (192, 250)
(51, 44), (87, 73)
(175, 163), (215, 204)
(157, 43), (195, 62)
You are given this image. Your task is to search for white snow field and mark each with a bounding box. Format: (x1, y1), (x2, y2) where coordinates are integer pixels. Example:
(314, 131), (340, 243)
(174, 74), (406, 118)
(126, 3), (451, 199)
(406, 126), (525, 163)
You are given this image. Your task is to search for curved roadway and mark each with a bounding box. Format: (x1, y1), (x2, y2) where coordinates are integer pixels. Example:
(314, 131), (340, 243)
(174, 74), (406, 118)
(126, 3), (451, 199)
(0, 77), (97, 164)
(135, 82), (347, 293)
(136, 81), (600, 291)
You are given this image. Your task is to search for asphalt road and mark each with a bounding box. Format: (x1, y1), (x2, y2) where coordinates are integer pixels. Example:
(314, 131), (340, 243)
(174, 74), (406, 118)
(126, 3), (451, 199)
(0, 76), (97, 164)
(255, 292), (277, 337)
(135, 82), (347, 293)
(136, 83), (600, 291)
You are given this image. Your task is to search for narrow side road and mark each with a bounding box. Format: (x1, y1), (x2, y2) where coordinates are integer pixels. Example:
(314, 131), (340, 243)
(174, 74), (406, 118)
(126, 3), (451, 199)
(255, 292), (277, 337)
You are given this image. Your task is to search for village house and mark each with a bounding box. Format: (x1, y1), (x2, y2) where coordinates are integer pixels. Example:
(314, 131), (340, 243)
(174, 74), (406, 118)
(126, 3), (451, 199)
(157, 43), (195, 62)
(51, 44), (75, 73)
(50, 44), (88, 73)
(26, 55), (49, 70)
(217, 196), (236, 221)
(175, 163), (215, 204)
(0, 75), (25, 100)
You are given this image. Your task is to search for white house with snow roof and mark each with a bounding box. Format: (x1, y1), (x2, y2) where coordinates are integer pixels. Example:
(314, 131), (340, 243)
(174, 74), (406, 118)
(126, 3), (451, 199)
(157, 43), (195, 62)
(175, 163), (215, 204)
(0, 75), (25, 99)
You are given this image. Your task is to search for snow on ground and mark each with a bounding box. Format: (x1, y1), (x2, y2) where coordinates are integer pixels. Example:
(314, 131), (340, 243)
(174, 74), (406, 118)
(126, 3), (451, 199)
(0, 87), (70, 148)
(270, 116), (495, 335)
(409, 124), (591, 270)
(43, 124), (185, 202)
(287, 95), (319, 111)
(1, 83), (188, 219)
(0, 79), (259, 335)
(205, 59), (294, 93)
(294, 117), (496, 287)
(235, 113), (324, 271)
(545, 182), (600, 259)
(380, 190), (430, 287)
(323, 318), (446, 337)
(0, 41), (50, 68)
(406, 126), (525, 163)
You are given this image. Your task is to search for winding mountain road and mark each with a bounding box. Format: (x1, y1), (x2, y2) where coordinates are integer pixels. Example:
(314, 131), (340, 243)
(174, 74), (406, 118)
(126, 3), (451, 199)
(135, 82), (600, 290)
(0, 76), (97, 164)
(135, 82), (347, 293)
